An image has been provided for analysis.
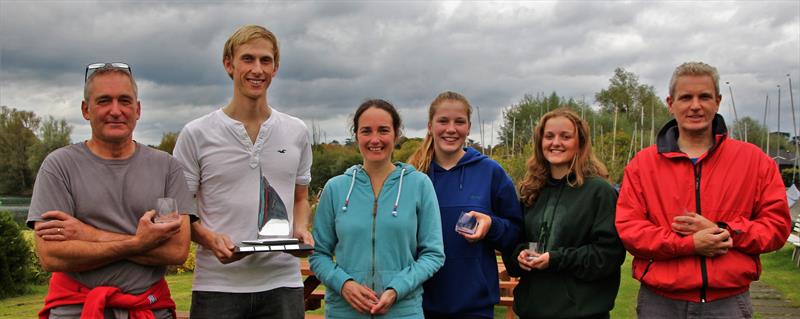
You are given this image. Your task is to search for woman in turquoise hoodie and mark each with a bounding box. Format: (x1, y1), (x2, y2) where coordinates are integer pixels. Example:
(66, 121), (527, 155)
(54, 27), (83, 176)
(310, 99), (445, 319)
(408, 91), (522, 319)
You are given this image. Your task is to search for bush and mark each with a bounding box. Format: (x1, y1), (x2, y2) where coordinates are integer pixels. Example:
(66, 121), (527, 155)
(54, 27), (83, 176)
(21, 230), (50, 284)
(0, 211), (35, 298)
(167, 243), (196, 275)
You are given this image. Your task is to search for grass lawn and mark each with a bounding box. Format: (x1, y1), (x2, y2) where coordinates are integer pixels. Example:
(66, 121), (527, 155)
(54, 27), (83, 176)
(4, 246), (797, 319)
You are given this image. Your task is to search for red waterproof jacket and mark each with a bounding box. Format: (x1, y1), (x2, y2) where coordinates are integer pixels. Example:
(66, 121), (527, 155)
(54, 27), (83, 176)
(616, 115), (791, 302)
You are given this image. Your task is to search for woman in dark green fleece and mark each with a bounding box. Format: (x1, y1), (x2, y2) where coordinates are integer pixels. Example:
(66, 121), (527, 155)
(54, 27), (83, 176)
(508, 108), (626, 319)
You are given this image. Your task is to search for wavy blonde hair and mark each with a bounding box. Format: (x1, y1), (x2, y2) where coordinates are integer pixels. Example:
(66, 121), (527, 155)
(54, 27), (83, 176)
(407, 91), (472, 174)
(519, 108), (608, 206)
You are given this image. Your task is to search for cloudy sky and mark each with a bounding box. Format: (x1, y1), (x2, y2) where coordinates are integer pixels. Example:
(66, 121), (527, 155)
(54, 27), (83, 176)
(1, 1), (798, 146)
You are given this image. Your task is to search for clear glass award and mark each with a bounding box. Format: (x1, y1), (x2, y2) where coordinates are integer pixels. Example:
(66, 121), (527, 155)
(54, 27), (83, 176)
(455, 211), (478, 235)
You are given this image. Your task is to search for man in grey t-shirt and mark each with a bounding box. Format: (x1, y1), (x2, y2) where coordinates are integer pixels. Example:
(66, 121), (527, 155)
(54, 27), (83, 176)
(27, 63), (194, 319)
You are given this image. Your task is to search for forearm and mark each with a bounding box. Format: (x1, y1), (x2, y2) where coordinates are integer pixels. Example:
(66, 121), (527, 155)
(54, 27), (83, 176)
(35, 235), (142, 272)
(77, 217), (191, 265)
(191, 219), (217, 250)
(293, 185), (312, 231)
(129, 216), (191, 265)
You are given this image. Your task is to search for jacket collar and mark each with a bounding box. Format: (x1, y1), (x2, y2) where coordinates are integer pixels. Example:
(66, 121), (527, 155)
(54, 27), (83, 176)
(656, 114), (728, 159)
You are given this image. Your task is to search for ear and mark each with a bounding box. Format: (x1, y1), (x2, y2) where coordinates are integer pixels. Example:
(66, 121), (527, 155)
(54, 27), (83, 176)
(81, 101), (90, 120)
(134, 101), (141, 120)
(666, 96), (674, 114)
(272, 62), (279, 78)
(223, 56), (234, 78)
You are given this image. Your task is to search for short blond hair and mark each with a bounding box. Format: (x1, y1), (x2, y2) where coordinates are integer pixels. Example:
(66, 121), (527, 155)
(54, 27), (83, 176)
(669, 62), (720, 97)
(222, 25), (280, 78)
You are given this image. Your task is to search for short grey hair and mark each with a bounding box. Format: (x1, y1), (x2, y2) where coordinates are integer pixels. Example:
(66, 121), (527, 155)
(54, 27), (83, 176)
(83, 68), (138, 101)
(669, 62), (720, 97)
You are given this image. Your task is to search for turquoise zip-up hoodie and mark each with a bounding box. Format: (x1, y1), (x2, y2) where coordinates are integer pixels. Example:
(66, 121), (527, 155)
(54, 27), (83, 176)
(311, 162), (445, 319)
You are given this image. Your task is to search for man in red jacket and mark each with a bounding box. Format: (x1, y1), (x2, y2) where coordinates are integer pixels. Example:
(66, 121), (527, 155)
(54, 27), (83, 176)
(616, 61), (792, 318)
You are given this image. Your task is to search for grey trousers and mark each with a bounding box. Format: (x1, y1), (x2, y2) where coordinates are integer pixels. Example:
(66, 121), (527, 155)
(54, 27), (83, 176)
(636, 285), (753, 319)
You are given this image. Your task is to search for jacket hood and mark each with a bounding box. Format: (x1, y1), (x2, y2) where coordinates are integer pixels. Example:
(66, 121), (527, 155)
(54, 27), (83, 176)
(656, 113), (728, 158)
(340, 162), (416, 216)
(429, 147), (488, 190)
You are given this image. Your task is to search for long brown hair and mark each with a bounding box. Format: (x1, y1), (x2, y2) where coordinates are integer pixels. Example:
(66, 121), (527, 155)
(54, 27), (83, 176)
(518, 108), (608, 206)
(407, 91), (472, 174)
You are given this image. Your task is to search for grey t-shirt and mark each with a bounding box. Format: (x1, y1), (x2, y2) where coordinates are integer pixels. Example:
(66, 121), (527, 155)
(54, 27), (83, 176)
(27, 142), (195, 318)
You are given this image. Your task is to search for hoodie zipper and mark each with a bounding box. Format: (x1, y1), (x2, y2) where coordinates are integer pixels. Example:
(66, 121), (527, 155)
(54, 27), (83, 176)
(693, 162), (708, 303)
(371, 197), (378, 317)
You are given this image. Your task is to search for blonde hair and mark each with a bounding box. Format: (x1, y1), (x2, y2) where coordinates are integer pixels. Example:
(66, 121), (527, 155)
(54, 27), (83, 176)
(518, 108), (608, 206)
(669, 61), (720, 97)
(407, 91), (472, 173)
(222, 25), (280, 79)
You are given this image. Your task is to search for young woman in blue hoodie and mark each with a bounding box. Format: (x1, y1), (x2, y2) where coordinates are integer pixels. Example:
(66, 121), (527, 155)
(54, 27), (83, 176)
(407, 91), (523, 319)
(310, 99), (445, 319)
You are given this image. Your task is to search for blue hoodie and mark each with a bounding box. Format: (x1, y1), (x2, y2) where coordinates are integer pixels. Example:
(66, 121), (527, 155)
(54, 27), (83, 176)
(421, 147), (523, 318)
(310, 162), (445, 319)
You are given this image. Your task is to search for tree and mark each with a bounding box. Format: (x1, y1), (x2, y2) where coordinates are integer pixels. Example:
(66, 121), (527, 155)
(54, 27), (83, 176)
(28, 116), (72, 178)
(730, 116), (768, 149)
(393, 138), (422, 163)
(157, 131), (179, 154)
(498, 92), (589, 155)
(0, 106), (40, 194)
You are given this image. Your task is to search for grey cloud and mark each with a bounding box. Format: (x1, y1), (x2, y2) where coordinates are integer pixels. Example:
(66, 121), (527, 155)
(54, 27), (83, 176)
(2, 1), (798, 145)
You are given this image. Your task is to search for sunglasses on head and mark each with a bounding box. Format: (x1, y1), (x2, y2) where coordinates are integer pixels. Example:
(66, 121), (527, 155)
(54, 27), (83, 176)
(84, 62), (132, 82)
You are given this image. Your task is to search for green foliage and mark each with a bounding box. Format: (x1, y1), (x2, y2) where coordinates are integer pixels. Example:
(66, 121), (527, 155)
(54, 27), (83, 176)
(0, 107), (72, 195)
(0, 107), (40, 194)
(393, 138), (422, 163)
(310, 143), (362, 195)
(596, 131), (633, 183)
(157, 131), (179, 155)
(167, 243), (197, 275)
(730, 116), (768, 148)
(20, 231), (49, 285)
(780, 168), (800, 187)
(493, 144), (531, 185)
(0, 211), (35, 298)
(497, 68), (673, 185)
(27, 116), (72, 179)
(498, 92), (590, 154)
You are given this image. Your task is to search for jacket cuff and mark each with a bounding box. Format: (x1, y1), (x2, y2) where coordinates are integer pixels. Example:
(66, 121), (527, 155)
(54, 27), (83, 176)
(386, 279), (408, 300)
(677, 233), (696, 256)
(331, 272), (354, 295)
(548, 249), (562, 270)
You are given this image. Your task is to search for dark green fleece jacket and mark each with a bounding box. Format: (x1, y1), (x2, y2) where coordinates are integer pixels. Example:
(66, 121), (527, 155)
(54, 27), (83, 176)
(507, 176), (625, 319)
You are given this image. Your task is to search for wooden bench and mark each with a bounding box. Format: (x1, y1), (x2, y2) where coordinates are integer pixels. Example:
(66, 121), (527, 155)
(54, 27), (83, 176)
(788, 219), (800, 267)
(497, 255), (518, 319)
(300, 259), (325, 310)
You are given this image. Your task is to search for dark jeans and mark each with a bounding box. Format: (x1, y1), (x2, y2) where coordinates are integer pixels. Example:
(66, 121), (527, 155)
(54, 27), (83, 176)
(636, 285), (753, 319)
(190, 287), (304, 319)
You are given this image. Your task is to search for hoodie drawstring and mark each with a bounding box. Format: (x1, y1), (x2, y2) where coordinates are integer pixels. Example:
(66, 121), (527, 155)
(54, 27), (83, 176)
(341, 168), (358, 211)
(342, 166), (405, 217)
(391, 168), (406, 217)
(458, 166), (465, 190)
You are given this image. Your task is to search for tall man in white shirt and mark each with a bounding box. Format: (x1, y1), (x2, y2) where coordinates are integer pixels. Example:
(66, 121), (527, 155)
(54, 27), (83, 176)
(174, 25), (313, 319)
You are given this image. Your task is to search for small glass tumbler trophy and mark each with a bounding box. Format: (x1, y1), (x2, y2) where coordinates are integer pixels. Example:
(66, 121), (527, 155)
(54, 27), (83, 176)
(154, 197), (180, 223)
(455, 211), (478, 235)
(525, 242), (542, 261)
